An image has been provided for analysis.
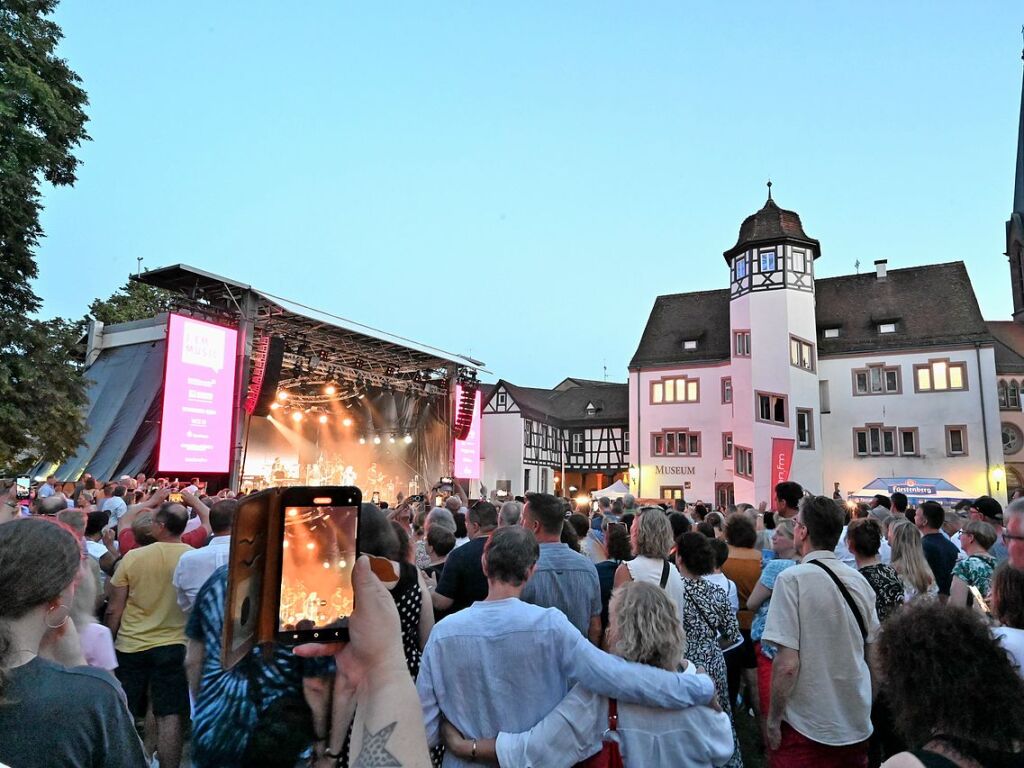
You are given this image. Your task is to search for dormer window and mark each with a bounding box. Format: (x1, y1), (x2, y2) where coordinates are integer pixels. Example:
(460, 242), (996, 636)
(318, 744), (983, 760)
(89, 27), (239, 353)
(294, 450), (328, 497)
(792, 249), (807, 273)
(823, 327), (840, 339)
(683, 340), (698, 351)
(878, 323), (897, 334)
(759, 250), (776, 271)
(585, 402), (598, 416)
(734, 256), (748, 279)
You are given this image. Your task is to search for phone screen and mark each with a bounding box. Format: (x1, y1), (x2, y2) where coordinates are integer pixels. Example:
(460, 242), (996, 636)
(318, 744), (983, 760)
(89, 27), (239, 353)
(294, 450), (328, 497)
(168, 492), (184, 503)
(371, 491), (380, 505)
(278, 504), (358, 636)
(16, 477), (30, 499)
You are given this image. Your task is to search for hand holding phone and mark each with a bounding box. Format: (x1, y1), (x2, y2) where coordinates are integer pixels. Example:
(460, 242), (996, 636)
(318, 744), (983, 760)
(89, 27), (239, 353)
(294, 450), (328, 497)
(16, 477), (30, 500)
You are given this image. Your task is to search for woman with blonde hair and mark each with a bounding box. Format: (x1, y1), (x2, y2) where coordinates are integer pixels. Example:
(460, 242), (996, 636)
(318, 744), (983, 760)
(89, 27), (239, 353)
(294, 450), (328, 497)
(888, 518), (938, 602)
(614, 507), (687, 624)
(441, 581), (735, 767)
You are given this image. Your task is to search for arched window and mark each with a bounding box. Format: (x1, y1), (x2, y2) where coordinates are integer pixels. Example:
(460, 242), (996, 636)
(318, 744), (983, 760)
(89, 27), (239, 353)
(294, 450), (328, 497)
(1010, 380), (1021, 410)
(999, 380), (1009, 409)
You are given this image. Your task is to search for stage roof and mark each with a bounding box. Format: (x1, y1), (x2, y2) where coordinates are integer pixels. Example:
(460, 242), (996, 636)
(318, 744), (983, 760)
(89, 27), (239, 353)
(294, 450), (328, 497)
(135, 264), (484, 391)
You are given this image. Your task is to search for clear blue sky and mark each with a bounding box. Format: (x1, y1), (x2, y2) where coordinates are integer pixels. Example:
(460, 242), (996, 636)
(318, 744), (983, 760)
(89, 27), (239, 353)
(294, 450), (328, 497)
(36, 1), (1024, 387)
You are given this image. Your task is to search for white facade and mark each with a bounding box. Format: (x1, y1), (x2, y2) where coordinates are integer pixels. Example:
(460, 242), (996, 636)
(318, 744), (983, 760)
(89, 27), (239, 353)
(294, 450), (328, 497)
(628, 199), (1008, 507)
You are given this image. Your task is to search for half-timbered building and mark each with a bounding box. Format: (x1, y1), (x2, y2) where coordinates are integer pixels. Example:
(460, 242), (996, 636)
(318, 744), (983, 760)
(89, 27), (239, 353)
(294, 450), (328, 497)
(479, 378), (628, 496)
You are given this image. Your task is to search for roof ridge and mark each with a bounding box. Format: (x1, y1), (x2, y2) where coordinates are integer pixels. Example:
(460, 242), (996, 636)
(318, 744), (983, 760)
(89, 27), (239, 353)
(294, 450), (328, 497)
(815, 260), (967, 284)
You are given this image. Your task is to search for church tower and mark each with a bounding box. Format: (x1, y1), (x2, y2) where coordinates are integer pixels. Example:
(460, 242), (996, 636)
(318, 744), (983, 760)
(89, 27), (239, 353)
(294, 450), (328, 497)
(1009, 43), (1024, 321)
(725, 184), (823, 501)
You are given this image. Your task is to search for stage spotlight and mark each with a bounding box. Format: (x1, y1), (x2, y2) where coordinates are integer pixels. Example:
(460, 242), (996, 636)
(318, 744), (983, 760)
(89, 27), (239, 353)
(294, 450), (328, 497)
(318, 414), (328, 424)
(277, 390), (288, 401)
(324, 384), (336, 396)
(358, 437), (367, 445)
(342, 417), (353, 427)
(388, 435), (396, 444)
(292, 411), (303, 422)
(403, 434), (413, 444)
(373, 435), (382, 445)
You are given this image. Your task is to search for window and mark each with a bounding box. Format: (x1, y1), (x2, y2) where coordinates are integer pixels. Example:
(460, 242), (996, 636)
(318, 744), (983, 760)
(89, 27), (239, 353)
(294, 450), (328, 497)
(820, 380), (831, 414)
(789, 336), (815, 372)
(792, 249), (806, 273)
(661, 487), (687, 500)
(623, 431), (630, 454)
(524, 420), (533, 447)
(735, 447), (753, 479)
(721, 377), (732, 404)
(650, 375), (699, 404)
(796, 408), (813, 449)
(1000, 380), (1021, 410)
(734, 256), (748, 279)
(759, 250), (776, 271)
(878, 323), (897, 334)
(497, 392), (507, 407)
(571, 432), (583, 454)
(946, 425), (968, 456)
(914, 359), (968, 393)
(853, 364), (901, 395)
(722, 432), (733, 459)
(756, 391), (789, 426)
(853, 424), (897, 456)
(733, 331), (751, 357)
(899, 428), (918, 456)
(683, 339), (698, 351)
(651, 429), (701, 457)
(823, 327), (840, 339)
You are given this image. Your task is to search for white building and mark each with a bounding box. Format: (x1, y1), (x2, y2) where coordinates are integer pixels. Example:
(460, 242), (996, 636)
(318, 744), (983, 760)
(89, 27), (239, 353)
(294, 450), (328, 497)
(628, 193), (1006, 507)
(479, 378), (628, 497)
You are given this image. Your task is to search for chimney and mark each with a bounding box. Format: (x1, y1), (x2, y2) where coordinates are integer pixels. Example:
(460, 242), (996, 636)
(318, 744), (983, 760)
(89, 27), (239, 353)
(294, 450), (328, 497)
(875, 259), (887, 280)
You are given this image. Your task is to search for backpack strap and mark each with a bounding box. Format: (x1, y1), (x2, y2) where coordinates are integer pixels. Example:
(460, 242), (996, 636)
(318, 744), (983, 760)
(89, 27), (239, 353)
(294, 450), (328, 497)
(659, 559), (671, 589)
(808, 559), (868, 642)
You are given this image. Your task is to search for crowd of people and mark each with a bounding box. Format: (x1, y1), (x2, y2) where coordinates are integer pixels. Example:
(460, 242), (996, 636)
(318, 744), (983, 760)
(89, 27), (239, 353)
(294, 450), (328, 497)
(2, 473), (1024, 768)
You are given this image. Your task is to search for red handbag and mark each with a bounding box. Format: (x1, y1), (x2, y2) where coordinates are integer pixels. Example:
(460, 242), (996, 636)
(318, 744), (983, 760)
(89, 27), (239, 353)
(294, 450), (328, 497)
(575, 698), (624, 768)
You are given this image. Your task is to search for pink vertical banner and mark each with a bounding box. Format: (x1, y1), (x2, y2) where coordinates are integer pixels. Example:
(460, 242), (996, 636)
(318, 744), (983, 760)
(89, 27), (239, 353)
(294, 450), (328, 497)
(771, 437), (796, 485)
(453, 385), (482, 479)
(157, 314), (239, 474)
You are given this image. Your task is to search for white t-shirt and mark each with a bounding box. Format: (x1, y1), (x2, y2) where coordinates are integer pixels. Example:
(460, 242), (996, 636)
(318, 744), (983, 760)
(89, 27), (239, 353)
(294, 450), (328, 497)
(100, 496), (128, 525)
(993, 626), (1024, 677)
(84, 540), (108, 562)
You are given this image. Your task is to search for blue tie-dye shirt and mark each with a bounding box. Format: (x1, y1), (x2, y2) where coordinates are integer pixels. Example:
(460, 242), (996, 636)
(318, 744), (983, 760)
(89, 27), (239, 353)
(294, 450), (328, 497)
(185, 565), (331, 768)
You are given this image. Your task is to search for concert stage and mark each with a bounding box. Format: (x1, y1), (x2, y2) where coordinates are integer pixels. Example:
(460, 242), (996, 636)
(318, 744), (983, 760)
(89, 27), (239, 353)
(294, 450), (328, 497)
(44, 265), (483, 496)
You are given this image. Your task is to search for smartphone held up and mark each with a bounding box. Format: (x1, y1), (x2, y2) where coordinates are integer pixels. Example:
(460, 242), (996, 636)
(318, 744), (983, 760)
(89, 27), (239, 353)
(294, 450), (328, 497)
(222, 485), (361, 669)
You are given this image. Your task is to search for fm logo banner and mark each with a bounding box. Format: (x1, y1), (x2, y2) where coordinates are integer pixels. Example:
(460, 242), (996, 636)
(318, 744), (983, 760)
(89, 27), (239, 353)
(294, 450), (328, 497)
(771, 437), (796, 485)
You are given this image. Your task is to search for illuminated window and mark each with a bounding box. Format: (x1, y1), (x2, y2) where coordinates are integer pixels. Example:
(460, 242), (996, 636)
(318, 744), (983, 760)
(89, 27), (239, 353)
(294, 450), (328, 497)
(823, 327), (840, 339)
(789, 337), (815, 372)
(914, 359), (967, 393)
(878, 323), (897, 334)
(650, 376), (700, 404)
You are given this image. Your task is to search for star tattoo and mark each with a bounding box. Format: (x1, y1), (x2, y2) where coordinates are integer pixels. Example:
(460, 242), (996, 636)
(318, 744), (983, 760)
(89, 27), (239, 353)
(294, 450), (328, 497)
(352, 721), (402, 767)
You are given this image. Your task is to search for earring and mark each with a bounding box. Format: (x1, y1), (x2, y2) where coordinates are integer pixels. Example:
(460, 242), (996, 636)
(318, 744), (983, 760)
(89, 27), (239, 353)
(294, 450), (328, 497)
(45, 604), (70, 630)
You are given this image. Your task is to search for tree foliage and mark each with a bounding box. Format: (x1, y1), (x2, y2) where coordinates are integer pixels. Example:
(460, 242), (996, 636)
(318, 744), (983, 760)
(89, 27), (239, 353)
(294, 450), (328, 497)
(0, 0), (90, 473)
(89, 279), (176, 325)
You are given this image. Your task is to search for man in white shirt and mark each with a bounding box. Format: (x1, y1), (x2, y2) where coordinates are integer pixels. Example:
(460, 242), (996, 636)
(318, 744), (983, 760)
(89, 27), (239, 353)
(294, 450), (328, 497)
(37, 474), (56, 499)
(100, 484), (129, 528)
(173, 499), (237, 614)
(763, 495), (879, 766)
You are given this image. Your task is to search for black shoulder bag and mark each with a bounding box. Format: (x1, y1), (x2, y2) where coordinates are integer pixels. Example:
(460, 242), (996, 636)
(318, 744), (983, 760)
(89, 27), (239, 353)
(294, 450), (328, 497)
(659, 559), (671, 588)
(808, 559), (868, 641)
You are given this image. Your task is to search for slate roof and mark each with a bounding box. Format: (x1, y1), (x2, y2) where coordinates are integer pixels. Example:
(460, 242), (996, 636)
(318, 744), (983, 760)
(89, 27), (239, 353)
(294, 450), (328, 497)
(986, 321), (1024, 374)
(723, 197), (821, 262)
(488, 379), (628, 427)
(631, 261), (993, 368)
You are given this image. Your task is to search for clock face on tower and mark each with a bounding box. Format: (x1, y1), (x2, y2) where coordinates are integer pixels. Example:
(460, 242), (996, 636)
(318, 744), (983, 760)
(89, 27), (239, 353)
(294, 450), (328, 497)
(1002, 422), (1024, 455)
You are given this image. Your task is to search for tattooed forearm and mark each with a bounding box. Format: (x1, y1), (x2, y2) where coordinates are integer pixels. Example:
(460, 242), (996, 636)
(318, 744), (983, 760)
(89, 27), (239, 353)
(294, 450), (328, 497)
(352, 722), (402, 767)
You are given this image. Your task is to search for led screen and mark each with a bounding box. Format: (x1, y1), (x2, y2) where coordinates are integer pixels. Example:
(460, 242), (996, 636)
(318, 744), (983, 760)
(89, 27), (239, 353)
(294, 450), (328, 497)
(453, 384), (482, 479)
(157, 314), (239, 474)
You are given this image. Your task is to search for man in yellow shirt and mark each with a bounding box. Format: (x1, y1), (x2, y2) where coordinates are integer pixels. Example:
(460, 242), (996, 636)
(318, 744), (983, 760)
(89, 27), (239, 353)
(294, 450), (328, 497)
(106, 502), (194, 768)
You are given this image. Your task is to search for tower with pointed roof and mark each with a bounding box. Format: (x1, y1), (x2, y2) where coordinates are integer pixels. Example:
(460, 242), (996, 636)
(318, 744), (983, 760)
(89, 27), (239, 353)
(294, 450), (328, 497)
(1009, 43), (1024, 321)
(726, 185), (823, 501)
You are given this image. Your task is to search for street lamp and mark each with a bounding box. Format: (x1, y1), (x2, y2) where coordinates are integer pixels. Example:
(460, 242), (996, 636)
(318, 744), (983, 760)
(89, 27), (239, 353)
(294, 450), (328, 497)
(992, 466), (1006, 493)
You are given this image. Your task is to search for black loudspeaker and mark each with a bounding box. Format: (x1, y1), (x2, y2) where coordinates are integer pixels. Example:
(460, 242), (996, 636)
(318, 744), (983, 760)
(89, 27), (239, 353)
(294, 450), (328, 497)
(248, 336), (286, 417)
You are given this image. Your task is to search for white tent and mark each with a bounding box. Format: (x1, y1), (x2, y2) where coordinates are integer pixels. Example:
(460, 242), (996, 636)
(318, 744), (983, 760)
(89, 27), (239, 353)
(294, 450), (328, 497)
(591, 479), (630, 500)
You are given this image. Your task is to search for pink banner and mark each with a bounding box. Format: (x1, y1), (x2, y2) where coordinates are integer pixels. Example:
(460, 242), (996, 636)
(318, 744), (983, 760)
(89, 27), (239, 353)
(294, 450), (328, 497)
(453, 385), (482, 479)
(771, 437), (796, 485)
(157, 314), (239, 474)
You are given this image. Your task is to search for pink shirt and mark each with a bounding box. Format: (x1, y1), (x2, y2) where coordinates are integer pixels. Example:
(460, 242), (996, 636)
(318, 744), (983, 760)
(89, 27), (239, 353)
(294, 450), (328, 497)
(78, 622), (117, 670)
